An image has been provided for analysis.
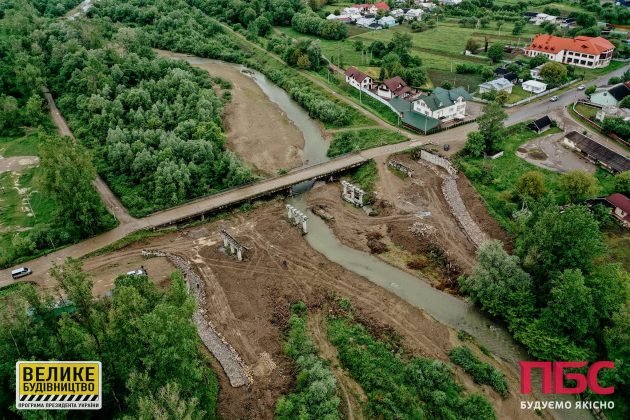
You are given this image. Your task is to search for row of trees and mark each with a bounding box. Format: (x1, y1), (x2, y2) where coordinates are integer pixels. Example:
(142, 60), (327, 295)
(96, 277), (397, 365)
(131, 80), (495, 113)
(0, 260), (218, 418)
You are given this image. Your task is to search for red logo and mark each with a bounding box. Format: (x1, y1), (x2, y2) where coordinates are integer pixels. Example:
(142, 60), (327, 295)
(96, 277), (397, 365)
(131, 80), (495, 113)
(520, 361), (615, 395)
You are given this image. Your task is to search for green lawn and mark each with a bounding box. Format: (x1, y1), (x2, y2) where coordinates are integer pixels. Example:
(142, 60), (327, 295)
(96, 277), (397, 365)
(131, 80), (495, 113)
(531, 2), (591, 16)
(507, 85), (534, 104)
(0, 128), (61, 266)
(455, 124), (617, 231)
(327, 128), (408, 157)
(575, 102), (599, 119)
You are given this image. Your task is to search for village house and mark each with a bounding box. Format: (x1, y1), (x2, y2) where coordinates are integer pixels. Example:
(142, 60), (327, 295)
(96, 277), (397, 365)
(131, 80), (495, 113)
(590, 82), (630, 107)
(479, 77), (514, 94)
(390, 8), (405, 18)
(596, 105), (630, 122)
(525, 34), (615, 69)
(405, 9), (424, 21)
(356, 17), (375, 27)
(562, 131), (630, 173)
(377, 76), (411, 99)
(530, 13), (557, 25)
(353, 2), (390, 14)
(527, 116), (553, 133)
(530, 64), (544, 80)
(522, 80), (548, 94)
(345, 66), (374, 90)
(412, 87), (472, 122)
(379, 16), (397, 28)
(604, 193), (630, 227)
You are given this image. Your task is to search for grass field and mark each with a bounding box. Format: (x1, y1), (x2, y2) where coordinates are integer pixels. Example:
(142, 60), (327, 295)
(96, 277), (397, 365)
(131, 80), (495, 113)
(455, 124), (617, 231)
(327, 128), (408, 157)
(507, 85), (534, 104)
(278, 18), (541, 89)
(0, 129), (58, 264)
(575, 102), (599, 119)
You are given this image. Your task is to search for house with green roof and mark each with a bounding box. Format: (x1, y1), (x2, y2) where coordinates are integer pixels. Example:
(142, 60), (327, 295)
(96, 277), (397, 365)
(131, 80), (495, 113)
(412, 87), (472, 123)
(389, 96), (440, 133)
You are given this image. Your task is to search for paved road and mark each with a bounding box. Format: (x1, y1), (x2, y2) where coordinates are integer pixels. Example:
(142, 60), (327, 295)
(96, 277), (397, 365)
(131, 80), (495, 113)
(506, 63), (630, 125)
(3, 45), (627, 287)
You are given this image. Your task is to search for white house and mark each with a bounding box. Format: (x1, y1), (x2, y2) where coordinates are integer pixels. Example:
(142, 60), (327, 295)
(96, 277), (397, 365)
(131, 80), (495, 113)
(531, 13), (557, 25)
(377, 76), (411, 99)
(379, 16), (397, 28)
(522, 80), (548, 94)
(345, 66), (374, 90)
(356, 17), (375, 27)
(390, 9), (405, 18)
(412, 87), (472, 122)
(530, 64), (544, 80)
(525, 34), (615, 69)
(479, 78), (514, 94)
(326, 14), (338, 20)
(596, 105), (630, 122)
(405, 9), (424, 21)
(440, 0), (463, 4)
(343, 7), (361, 15)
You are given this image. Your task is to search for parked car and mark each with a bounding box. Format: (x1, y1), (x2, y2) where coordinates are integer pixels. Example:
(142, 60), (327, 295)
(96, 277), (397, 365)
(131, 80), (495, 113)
(550, 96), (559, 102)
(126, 267), (147, 276)
(577, 85), (586, 91)
(11, 267), (32, 279)
(443, 144), (450, 151)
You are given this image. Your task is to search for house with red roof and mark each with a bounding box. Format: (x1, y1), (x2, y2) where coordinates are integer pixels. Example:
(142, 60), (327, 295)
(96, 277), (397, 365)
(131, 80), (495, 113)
(345, 66), (374, 90)
(604, 193), (630, 227)
(353, 2), (390, 14)
(377, 76), (411, 99)
(525, 34), (615, 68)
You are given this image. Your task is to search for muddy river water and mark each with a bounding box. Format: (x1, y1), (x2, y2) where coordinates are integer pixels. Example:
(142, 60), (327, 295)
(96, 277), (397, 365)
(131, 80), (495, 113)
(289, 193), (590, 420)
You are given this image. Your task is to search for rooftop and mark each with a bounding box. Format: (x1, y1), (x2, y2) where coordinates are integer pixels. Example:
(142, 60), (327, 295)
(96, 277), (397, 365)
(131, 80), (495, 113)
(607, 82), (630, 101)
(416, 87), (472, 111)
(353, 2), (390, 10)
(480, 78), (514, 90)
(606, 193), (630, 215)
(345, 66), (370, 83)
(389, 96), (439, 132)
(564, 131), (630, 173)
(526, 34), (615, 56)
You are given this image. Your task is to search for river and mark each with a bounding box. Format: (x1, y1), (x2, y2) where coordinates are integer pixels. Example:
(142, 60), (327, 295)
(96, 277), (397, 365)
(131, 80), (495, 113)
(288, 192), (592, 420)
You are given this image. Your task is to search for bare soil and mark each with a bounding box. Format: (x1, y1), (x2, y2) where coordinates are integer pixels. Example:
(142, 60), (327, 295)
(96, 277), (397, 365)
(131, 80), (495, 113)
(155, 50), (306, 175)
(77, 199), (531, 419)
(307, 155), (510, 290)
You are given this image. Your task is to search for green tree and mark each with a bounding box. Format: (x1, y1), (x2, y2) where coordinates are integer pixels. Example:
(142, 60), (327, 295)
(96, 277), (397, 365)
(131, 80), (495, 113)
(539, 62), (567, 86)
(25, 94), (45, 126)
(516, 171), (547, 199)
(464, 131), (486, 157)
(540, 269), (596, 342)
(495, 90), (509, 105)
(604, 303), (630, 389)
(619, 95), (630, 109)
(487, 43), (504, 63)
(585, 85), (597, 96)
(460, 241), (535, 325)
(512, 20), (525, 35)
(559, 170), (598, 203)
(517, 205), (606, 299)
(477, 102), (507, 153)
(585, 263), (630, 322)
(615, 171), (630, 194)
(39, 135), (115, 237)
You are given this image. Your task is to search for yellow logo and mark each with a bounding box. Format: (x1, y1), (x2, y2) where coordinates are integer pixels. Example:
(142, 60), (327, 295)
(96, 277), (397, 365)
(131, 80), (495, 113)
(16, 361), (102, 410)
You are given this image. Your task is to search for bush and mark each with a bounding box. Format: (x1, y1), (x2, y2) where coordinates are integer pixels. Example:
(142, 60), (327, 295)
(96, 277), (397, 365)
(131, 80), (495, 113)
(449, 346), (509, 398)
(276, 303), (341, 419)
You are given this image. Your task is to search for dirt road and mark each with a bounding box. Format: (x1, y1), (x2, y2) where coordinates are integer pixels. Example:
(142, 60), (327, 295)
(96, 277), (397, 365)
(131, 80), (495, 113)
(43, 88), (135, 225)
(72, 201), (537, 420)
(155, 50), (306, 174)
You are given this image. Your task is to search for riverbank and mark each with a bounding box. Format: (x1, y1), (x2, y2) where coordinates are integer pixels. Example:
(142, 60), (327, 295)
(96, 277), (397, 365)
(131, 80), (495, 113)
(65, 198), (536, 419)
(155, 50), (308, 175)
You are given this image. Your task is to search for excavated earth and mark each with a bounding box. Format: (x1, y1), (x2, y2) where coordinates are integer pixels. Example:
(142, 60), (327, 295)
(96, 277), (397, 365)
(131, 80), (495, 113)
(77, 192), (534, 419)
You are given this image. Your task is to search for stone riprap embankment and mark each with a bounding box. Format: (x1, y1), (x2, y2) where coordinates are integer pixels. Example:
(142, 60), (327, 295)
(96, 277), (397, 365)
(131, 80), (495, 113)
(142, 250), (251, 387)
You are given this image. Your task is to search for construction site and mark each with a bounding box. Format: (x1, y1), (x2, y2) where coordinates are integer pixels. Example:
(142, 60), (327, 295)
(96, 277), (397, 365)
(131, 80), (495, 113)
(66, 150), (537, 420)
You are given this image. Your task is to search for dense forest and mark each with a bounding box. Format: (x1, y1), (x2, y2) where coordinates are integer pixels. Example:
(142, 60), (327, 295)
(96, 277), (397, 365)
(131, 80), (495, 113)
(1, 0), (116, 267)
(48, 34), (252, 215)
(0, 260), (218, 418)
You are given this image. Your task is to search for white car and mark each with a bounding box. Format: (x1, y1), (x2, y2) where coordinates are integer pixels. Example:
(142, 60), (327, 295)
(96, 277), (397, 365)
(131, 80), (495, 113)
(126, 268), (147, 276)
(577, 85), (586, 90)
(11, 267), (32, 279)
(550, 96), (559, 102)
